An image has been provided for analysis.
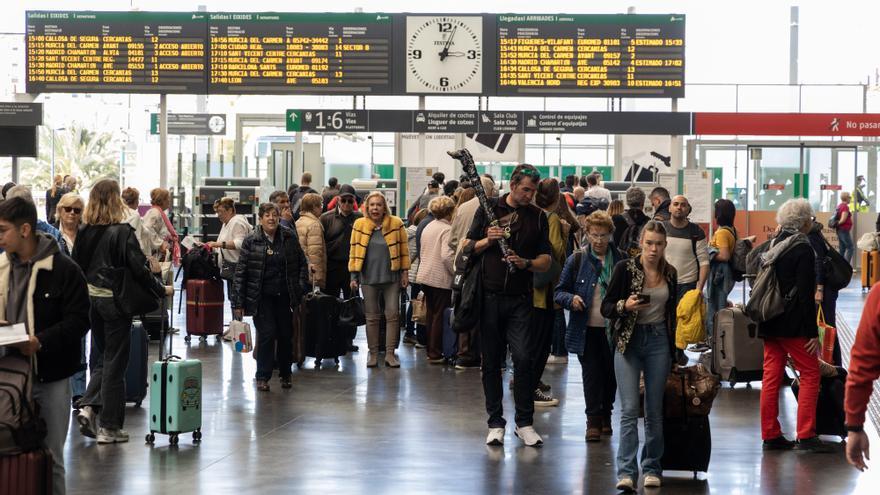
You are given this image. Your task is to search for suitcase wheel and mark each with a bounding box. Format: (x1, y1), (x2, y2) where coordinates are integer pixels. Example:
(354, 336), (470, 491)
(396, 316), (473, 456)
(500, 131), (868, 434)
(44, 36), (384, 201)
(169, 434), (179, 446)
(216, 335), (222, 342)
(146, 433), (155, 444)
(315, 359), (322, 369)
(334, 358), (340, 365)
(184, 335), (192, 343)
(193, 429), (202, 442)
(199, 336), (207, 342)
(296, 361), (304, 369)
(134, 401), (142, 408)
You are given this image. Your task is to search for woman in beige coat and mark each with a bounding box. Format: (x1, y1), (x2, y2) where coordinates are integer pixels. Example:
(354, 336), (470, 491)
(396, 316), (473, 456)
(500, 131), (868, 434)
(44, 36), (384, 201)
(415, 196), (456, 364)
(296, 193), (327, 289)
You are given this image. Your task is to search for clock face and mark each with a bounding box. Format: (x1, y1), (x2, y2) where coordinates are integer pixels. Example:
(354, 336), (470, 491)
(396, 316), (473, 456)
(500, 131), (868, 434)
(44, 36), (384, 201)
(405, 16), (483, 94)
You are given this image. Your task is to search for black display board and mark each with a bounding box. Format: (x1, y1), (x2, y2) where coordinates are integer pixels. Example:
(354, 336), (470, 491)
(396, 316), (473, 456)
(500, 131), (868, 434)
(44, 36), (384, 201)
(208, 12), (393, 94)
(26, 11), (208, 94)
(25, 11), (686, 98)
(495, 14), (685, 97)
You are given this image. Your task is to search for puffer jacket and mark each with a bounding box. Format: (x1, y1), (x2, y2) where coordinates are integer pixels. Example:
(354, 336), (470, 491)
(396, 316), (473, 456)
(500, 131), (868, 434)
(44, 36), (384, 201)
(296, 212), (326, 288)
(232, 225), (309, 316)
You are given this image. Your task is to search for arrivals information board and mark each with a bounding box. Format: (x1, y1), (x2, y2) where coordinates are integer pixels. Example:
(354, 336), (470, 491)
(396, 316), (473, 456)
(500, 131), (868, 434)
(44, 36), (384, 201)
(207, 13), (393, 94)
(26, 11), (208, 93)
(495, 14), (685, 97)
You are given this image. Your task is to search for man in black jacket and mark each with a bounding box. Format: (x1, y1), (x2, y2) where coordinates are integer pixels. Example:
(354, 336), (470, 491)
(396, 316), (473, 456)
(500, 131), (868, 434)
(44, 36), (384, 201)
(321, 185), (363, 351)
(0, 197), (90, 495)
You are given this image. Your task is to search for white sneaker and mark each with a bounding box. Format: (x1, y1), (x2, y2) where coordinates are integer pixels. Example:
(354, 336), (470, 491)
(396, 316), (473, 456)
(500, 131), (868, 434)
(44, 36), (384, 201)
(96, 427), (130, 444)
(514, 425), (544, 447)
(546, 355), (569, 365)
(76, 406), (97, 439)
(616, 477), (635, 492)
(485, 427), (505, 446)
(643, 474), (662, 488)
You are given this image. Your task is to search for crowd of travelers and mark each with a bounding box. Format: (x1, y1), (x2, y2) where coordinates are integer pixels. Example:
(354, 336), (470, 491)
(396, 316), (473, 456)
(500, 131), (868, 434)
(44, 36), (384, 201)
(1, 165), (880, 494)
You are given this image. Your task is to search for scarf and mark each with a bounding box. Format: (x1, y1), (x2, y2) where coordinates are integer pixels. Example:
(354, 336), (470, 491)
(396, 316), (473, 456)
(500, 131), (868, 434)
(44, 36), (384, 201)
(154, 205), (180, 266)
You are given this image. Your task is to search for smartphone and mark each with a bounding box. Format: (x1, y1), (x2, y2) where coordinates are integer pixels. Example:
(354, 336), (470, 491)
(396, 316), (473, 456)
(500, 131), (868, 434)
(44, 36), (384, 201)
(637, 294), (651, 304)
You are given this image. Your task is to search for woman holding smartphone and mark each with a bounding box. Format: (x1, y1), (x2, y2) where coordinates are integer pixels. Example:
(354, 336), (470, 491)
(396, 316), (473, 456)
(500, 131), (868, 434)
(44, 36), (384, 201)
(601, 221), (677, 492)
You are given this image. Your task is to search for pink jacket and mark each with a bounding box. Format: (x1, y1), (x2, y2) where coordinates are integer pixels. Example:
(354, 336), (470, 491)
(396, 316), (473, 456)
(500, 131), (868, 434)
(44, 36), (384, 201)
(415, 219), (455, 290)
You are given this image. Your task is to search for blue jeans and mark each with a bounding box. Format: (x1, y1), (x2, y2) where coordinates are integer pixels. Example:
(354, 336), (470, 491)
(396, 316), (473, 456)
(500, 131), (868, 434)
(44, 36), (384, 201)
(707, 277), (731, 340)
(69, 334), (87, 399)
(837, 229), (854, 265)
(614, 323), (672, 480)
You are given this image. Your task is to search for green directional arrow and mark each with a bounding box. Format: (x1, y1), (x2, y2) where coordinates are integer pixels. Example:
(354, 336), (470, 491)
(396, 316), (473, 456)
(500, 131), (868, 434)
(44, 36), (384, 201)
(286, 110), (302, 132)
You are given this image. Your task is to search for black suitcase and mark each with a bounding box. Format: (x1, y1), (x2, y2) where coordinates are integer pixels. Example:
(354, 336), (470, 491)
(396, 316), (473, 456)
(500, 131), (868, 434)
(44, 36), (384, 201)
(791, 367), (847, 439)
(125, 321), (150, 407)
(661, 415), (712, 477)
(302, 289), (346, 367)
(141, 308), (169, 341)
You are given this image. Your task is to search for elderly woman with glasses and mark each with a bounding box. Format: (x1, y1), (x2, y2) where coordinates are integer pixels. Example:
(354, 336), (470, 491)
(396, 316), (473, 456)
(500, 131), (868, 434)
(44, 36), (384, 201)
(56, 192), (84, 250)
(555, 210), (626, 443)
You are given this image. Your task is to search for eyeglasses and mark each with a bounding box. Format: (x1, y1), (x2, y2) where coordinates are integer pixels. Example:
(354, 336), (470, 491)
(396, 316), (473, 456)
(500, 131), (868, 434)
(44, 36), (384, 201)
(588, 232), (611, 241)
(62, 206), (82, 214)
(339, 197), (354, 204)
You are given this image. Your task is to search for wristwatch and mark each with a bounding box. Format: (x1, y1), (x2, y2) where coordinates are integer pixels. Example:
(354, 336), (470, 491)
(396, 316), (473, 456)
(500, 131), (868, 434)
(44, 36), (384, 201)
(524, 259), (533, 270)
(846, 424), (864, 433)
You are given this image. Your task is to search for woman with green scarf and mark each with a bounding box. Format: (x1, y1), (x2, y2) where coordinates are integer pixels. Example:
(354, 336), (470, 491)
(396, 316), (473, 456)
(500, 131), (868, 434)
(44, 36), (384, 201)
(555, 210), (625, 443)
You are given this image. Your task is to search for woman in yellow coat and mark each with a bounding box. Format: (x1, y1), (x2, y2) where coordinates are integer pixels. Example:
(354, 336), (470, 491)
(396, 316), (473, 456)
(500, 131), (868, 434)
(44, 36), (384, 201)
(349, 192), (410, 368)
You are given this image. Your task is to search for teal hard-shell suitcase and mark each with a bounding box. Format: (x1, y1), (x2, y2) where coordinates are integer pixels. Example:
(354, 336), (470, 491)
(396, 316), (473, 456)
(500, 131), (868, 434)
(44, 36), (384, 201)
(145, 295), (204, 446)
(146, 358), (202, 445)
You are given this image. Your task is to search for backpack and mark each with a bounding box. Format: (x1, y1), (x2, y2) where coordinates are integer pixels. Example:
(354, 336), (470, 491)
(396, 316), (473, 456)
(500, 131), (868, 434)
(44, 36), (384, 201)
(720, 226), (752, 281)
(744, 234), (808, 323)
(618, 213), (645, 258)
(828, 210), (840, 229)
(176, 244), (220, 284)
(0, 355), (47, 455)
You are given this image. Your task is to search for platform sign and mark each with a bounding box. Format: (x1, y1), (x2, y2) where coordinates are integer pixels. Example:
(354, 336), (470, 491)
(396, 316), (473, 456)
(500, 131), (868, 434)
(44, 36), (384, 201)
(496, 14), (685, 97)
(26, 11), (208, 94)
(208, 12), (392, 94)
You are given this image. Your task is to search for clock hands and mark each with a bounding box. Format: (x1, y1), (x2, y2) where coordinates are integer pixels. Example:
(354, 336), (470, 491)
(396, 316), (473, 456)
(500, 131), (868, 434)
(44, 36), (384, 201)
(438, 26), (457, 61)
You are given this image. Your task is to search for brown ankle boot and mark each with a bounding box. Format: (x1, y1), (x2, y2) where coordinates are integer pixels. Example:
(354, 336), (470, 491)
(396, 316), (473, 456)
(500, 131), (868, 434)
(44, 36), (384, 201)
(586, 416), (602, 442)
(365, 315), (381, 368)
(602, 415), (613, 436)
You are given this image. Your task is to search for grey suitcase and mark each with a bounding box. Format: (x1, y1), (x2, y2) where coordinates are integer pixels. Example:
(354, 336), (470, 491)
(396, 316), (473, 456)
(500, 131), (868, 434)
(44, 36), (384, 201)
(712, 306), (763, 387)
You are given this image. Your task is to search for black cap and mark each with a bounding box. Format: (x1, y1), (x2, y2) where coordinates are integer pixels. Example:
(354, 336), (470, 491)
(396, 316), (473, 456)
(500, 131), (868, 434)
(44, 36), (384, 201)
(339, 184), (357, 198)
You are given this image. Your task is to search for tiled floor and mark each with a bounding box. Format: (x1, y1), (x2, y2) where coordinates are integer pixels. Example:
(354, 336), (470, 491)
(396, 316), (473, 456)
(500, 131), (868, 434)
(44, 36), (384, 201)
(64, 279), (880, 494)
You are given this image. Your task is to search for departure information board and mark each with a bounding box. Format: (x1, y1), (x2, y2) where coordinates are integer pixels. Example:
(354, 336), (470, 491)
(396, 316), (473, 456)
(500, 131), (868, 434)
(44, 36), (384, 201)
(496, 14), (685, 97)
(26, 11), (208, 94)
(208, 13), (392, 94)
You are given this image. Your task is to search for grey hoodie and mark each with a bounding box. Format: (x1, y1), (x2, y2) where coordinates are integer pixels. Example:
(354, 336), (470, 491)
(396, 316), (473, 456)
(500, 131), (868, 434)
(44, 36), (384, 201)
(6, 233), (60, 333)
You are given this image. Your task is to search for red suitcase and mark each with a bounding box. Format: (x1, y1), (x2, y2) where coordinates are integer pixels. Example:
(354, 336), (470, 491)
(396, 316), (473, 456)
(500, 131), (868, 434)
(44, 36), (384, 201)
(0, 449), (53, 495)
(185, 279), (224, 342)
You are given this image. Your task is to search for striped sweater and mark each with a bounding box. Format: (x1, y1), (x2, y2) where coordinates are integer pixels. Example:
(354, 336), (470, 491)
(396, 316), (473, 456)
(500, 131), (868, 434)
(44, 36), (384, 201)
(349, 215), (411, 274)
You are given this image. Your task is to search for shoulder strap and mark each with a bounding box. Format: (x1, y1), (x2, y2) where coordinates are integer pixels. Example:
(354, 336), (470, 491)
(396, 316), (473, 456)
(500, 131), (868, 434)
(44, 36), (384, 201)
(574, 250), (584, 272)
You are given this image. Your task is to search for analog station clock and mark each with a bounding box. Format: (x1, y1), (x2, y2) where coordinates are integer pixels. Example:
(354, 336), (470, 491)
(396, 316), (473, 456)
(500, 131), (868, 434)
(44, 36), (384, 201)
(405, 16), (483, 94)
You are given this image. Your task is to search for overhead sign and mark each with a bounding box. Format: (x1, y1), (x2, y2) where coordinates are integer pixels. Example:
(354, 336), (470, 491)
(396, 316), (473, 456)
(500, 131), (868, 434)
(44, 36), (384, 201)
(286, 109), (692, 134)
(26, 11), (686, 98)
(0, 103), (43, 126)
(26, 11), (208, 94)
(150, 113), (227, 135)
(208, 13), (393, 95)
(496, 14), (685, 98)
(695, 113), (880, 137)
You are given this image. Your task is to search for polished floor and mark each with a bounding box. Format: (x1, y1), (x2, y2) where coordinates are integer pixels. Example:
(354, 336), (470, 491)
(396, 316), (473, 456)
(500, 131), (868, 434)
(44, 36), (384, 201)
(65, 280), (880, 494)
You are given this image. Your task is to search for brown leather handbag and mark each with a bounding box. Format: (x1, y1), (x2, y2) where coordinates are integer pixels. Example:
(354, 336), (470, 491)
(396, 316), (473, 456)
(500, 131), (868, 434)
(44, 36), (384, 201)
(664, 364), (721, 418)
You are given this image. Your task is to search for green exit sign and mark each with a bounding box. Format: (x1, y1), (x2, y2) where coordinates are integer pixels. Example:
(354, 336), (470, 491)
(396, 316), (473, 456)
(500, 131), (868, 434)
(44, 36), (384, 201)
(286, 110), (302, 132)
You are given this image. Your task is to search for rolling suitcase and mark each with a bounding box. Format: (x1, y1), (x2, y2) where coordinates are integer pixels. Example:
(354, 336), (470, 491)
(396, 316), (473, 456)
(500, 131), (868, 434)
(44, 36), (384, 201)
(146, 296), (203, 446)
(0, 449), (53, 495)
(712, 280), (763, 387)
(302, 288), (345, 368)
(442, 307), (457, 361)
(124, 322), (149, 407)
(661, 415), (712, 478)
(790, 366), (848, 439)
(861, 250), (880, 291)
(185, 279), (224, 342)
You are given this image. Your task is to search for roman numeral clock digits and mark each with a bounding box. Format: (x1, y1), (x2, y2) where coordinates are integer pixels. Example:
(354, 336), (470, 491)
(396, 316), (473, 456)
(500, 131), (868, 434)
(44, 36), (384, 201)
(405, 16), (482, 94)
